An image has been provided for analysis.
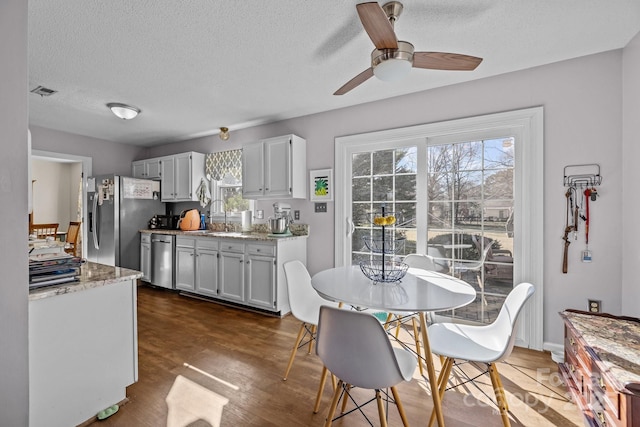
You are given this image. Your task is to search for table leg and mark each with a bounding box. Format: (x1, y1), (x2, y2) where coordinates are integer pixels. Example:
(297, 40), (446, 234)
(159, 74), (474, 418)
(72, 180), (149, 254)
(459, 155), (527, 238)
(419, 312), (445, 427)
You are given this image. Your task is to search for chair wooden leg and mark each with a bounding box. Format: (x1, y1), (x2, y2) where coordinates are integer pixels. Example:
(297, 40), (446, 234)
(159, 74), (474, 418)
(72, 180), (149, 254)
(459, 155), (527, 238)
(384, 313), (394, 330)
(390, 386), (409, 427)
(428, 357), (454, 427)
(308, 325), (316, 354)
(283, 322), (306, 380)
(488, 363), (511, 427)
(395, 315), (401, 339)
(314, 366), (329, 413)
(493, 364), (509, 411)
(375, 390), (388, 427)
(324, 380), (343, 427)
(340, 384), (352, 413)
(411, 317), (424, 375)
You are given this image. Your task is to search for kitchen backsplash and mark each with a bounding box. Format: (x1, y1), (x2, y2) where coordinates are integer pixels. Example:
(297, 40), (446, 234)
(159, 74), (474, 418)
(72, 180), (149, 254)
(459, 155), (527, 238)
(208, 221), (308, 236)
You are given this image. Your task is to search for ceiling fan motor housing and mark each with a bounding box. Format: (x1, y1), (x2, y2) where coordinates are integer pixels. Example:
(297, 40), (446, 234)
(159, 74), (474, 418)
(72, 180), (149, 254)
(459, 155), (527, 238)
(371, 41), (414, 81)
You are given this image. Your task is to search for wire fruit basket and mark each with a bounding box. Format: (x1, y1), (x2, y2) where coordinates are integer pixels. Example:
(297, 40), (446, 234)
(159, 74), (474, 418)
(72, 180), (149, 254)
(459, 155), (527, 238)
(359, 260), (408, 283)
(360, 205), (407, 283)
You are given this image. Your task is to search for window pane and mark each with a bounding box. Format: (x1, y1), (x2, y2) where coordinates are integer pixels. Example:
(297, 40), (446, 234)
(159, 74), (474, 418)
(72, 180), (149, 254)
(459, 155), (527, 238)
(352, 153), (371, 176)
(428, 145), (454, 172)
(453, 141), (483, 171)
(485, 138), (514, 169)
(454, 170), (483, 201)
(395, 175), (416, 201)
(352, 177), (371, 201)
(395, 147), (417, 173)
(372, 176), (393, 201)
(484, 169), (513, 200)
(427, 173), (452, 201)
(427, 201), (452, 230)
(221, 187), (249, 213)
(372, 150), (394, 175)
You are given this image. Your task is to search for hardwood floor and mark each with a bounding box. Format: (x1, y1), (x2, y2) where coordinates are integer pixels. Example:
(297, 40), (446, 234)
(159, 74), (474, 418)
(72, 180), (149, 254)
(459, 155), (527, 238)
(93, 284), (583, 426)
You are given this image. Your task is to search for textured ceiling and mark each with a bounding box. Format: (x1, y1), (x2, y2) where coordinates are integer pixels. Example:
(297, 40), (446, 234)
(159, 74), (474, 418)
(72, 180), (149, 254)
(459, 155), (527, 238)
(28, 0), (640, 147)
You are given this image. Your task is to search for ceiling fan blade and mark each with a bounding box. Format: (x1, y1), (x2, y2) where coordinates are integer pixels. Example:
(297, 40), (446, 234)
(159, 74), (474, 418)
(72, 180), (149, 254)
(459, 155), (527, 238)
(356, 2), (398, 49)
(334, 68), (374, 95)
(413, 52), (483, 71)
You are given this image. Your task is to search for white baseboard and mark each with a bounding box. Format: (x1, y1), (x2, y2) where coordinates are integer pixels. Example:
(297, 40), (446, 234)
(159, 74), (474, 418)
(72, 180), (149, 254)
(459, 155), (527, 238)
(543, 342), (564, 363)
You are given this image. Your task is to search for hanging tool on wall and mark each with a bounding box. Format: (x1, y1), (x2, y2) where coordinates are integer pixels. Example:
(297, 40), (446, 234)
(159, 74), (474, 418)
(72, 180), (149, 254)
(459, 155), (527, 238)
(562, 187), (576, 274)
(580, 187), (598, 262)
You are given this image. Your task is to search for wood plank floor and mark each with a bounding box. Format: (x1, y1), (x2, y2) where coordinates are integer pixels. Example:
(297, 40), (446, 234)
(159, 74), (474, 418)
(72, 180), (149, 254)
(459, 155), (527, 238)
(93, 284), (584, 426)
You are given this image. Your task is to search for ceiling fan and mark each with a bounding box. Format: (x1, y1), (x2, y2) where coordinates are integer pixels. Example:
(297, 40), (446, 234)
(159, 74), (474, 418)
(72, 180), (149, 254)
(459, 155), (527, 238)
(334, 1), (483, 95)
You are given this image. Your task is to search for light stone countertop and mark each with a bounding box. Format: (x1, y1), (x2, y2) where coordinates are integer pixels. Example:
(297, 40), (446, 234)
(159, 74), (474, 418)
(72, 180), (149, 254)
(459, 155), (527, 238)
(139, 229), (308, 242)
(29, 261), (143, 301)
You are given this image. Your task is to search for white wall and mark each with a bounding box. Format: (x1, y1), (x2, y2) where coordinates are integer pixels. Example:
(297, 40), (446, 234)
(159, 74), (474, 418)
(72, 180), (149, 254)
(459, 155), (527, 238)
(0, 0), (29, 425)
(30, 125), (146, 176)
(622, 31), (640, 318)
(148, 48), (626, 348)
(31, 159), (79, 228)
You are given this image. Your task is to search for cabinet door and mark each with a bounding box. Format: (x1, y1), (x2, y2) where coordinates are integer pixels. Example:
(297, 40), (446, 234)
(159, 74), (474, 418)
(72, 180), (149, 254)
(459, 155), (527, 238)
(160, 157), (176, 201)
(246, 254), (276, 310)
(174, 153), (192, 200)
(196, 248), (218, 297)
(140, 242), (151, 281)
(146, 159), (162, 179)
(132, 161), (147, 179)
(175, 246), (195, 291)
(219, 251), (245, 302)
(241, 143), (264, 198)
(264, 136), (292, 197)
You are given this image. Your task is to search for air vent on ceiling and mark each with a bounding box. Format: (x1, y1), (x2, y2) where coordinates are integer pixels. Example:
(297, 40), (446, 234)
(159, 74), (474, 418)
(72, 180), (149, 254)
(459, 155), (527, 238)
(30, 86), (58, 97)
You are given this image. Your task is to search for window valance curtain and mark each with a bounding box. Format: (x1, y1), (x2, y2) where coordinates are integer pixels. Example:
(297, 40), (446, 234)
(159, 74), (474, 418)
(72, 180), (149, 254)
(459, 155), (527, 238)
(205, 149), (242, 183)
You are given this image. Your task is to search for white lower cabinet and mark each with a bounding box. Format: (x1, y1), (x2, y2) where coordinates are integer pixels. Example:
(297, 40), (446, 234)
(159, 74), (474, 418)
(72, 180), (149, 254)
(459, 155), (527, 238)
(171, 234), (306, 316)
(175, 236), (219, 295)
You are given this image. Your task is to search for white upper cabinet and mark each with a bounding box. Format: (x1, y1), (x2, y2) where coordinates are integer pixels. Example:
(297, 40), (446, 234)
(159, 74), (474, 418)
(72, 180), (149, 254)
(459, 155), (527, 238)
(242, 134), (306, 199)
(159, 152), (205, 202)
(132, 158), (162, 179)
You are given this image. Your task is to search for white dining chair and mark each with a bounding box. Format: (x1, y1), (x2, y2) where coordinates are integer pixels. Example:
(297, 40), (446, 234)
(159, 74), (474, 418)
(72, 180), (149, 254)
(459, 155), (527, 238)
(316, 305), (417, 427)
(426, 282), (535, 427)
(282, 260), (340, 381)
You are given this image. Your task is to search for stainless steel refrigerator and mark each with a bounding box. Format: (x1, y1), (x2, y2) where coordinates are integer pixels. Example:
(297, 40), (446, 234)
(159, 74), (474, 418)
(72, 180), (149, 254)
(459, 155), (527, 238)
(87, 175), (165, 270)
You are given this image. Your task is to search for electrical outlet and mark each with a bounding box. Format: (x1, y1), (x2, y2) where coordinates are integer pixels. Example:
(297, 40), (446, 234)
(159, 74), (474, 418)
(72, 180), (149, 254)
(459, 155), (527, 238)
(256, 210), (264, 219)
(588, 299), (601, 313)
(294, 210), (300, 220)
(315, 203), (327, 213)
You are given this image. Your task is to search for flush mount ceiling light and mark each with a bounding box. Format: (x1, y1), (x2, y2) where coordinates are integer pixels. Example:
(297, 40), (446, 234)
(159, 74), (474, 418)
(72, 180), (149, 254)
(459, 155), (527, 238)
(219, 127), (230, 141)
(107, 103), (141, 120)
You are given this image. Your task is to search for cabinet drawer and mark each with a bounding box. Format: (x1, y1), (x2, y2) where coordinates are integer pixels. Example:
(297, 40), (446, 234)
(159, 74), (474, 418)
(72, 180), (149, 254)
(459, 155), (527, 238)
(219, 240), (244, 253)
(197, 237), (219, 251)
(141, 234), (151, 244)
(247, 243), (275, 257)
(176, 236), (196, 248)
(591, 362), (620, 421)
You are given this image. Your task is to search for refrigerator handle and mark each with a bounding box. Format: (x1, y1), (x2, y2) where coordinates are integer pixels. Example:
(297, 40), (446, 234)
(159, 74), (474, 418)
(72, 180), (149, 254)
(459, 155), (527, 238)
(92, 193), (100, 250)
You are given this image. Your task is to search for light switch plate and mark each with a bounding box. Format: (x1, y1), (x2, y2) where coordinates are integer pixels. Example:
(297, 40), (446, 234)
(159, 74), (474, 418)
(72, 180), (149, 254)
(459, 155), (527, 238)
(315, 203), (327, 213)
(294, 210), (300, 220)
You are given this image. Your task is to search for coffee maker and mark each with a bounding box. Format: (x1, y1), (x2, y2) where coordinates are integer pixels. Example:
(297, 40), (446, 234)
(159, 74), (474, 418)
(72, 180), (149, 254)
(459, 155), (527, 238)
(269, 202), (293, 235)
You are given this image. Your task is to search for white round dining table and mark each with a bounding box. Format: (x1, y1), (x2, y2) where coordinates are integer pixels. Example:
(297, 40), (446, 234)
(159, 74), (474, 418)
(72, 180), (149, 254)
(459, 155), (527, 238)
(311, 265), (476, 427)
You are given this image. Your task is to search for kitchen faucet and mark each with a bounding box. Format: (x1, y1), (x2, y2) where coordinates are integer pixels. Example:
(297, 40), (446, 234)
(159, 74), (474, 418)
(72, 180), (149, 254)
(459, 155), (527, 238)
(210, 199), (229, 231)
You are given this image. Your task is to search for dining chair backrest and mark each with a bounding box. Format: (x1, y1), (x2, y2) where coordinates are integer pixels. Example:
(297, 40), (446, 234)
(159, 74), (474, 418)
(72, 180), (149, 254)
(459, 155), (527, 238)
(30, 223), (59, 239)
(403, 253), (436, 271)
(316, 305), (409, 390)
(484, 282), (535, 362)
(283, 260), (332, 325)
(65, 221), (81, 256)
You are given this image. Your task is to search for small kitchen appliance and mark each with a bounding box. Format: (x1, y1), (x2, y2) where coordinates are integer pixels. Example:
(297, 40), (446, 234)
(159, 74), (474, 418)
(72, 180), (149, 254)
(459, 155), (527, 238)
(178, 209), (201, 231)
(269, 202), (293, 235)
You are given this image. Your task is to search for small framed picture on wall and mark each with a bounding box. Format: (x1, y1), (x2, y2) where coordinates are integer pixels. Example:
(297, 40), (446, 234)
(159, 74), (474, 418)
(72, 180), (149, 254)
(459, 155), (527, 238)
(310, 169), (333, 201)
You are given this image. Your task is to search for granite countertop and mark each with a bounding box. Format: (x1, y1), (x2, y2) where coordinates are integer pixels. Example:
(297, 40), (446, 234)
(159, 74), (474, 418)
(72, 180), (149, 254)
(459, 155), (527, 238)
(29, 261), (143, 301)
(561, 310), (640, 391)
(140, 224), (309, 242)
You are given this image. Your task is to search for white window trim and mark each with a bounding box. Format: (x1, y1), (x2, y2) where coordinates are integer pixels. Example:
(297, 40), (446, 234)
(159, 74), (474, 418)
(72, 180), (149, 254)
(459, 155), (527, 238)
(334, 107), (544, 350)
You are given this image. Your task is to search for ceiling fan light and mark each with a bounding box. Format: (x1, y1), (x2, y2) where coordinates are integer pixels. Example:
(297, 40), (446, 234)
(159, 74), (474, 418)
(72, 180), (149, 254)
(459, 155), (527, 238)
(107, 103), (140, 120)
(373, 58), (412, 82)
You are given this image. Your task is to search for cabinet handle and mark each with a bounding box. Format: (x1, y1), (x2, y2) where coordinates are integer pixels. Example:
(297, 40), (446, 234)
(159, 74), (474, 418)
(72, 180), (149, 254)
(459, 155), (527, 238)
(246, 260), (250, 264)
(596, 411), (606, 426)
(598, 377), (606, 390)
(569, 337), (575, 346)
(265, 188), (269, 191)
(239, 260), (243, 263)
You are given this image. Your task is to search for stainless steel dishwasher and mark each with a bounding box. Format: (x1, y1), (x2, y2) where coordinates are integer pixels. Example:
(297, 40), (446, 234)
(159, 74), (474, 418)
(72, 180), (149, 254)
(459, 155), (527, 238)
(151, 234), (174, 289)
